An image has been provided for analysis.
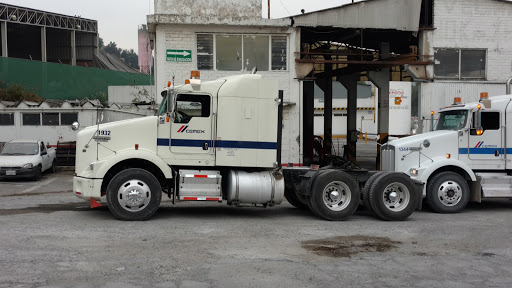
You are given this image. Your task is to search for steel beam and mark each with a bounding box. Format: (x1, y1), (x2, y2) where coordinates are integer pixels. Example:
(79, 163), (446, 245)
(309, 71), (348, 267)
(302, 80), (315, 166)
(41, 26), (46, 62)
(1, 21), (6, 57)
(71, 30), (76, 66)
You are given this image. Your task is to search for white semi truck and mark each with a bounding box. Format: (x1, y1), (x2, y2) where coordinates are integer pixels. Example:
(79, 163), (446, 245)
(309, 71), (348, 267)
(73, 72), (421, 221)
(381, 78), (512, 213)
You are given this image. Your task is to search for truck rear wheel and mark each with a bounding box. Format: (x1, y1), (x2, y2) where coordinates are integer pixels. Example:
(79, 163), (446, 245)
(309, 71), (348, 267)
(106, 168), (162, 221)
(284, 183), (308, 210)
(309, 170), (359, 221)
(368, 173), (419, 221)
(362, 172), (391, 215)
(426, 171), (469, 213)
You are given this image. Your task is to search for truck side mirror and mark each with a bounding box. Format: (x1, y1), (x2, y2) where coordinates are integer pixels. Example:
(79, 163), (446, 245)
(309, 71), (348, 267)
(470, 109), (484, 136)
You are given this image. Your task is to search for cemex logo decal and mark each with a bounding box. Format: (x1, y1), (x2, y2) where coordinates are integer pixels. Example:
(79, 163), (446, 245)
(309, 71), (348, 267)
(177, 125), (205, 134)
(475, 141), (498, 149)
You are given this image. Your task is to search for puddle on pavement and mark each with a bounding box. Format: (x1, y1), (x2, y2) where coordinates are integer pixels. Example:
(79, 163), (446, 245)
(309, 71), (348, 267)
(301, 235), (401, 258)
(0, 202), (93, 216)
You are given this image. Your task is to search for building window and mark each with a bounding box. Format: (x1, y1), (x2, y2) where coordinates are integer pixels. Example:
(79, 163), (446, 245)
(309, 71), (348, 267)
(434, 48), (486, 80)
(197, 34), (214, 70)
(61, 113), (78, 125)
(0, 113), (14, 126)
(197, 34), (287, 71)
(42, 113), (59, 126)
(22, 113), (40, 126)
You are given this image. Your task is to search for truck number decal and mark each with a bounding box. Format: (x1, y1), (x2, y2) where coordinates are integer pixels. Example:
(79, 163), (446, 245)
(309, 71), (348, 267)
(399, 147), (409, 152)
(98, 130), (111, 136)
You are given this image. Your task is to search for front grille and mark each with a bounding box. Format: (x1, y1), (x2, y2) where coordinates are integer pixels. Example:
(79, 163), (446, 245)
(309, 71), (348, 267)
(381, 144), (395, 171)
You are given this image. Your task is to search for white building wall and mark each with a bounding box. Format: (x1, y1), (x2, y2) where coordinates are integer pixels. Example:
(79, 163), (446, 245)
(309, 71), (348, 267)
(108, 85), (158, 105)
(153, 24), (301, 164)
(154, 0), (261, 18)
(419, 0), (512, 118)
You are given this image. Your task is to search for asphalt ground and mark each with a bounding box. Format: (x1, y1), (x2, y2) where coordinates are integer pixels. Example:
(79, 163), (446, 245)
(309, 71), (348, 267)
(0, 150), (512, 288)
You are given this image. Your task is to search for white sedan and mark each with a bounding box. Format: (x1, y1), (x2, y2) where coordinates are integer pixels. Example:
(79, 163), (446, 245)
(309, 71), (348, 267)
(0, 140), (57, 181)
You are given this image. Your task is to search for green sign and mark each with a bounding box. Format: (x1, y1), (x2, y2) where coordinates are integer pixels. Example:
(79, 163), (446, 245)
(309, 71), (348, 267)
(166, 49), (192, 62)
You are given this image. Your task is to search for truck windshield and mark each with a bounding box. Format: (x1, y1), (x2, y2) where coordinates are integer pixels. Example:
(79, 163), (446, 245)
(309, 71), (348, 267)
(157, 94), (168, 115)
(1, 143), (39, 155)
(436, 110), (468, 131)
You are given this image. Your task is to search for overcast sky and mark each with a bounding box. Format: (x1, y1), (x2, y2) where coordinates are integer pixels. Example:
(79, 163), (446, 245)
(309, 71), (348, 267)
(4, 0), (357, 51)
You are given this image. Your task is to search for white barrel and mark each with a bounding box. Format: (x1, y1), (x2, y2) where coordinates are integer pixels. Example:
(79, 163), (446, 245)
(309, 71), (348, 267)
(226, 170), (284, 205)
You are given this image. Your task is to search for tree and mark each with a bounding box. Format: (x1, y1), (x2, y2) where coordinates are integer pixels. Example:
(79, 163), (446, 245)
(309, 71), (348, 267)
(104, 41), (121, 57)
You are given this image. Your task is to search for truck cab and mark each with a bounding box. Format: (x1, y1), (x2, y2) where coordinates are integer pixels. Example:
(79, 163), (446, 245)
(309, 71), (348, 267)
(383, 93), (512, 213)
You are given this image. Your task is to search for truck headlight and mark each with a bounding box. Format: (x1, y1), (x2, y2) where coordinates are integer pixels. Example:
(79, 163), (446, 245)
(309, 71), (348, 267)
(22, 163), (33, 169)
(409, 168), (418, 176)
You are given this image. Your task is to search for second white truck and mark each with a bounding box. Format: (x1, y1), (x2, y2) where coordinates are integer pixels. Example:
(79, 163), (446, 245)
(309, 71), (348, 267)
(382, 78), (512, 213)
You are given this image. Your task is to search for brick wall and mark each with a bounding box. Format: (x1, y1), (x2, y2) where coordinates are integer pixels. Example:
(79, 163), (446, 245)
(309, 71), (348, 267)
(419, 0), (512, 117)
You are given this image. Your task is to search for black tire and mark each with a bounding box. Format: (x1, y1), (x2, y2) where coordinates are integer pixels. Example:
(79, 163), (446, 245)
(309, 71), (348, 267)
(309, 170), (359, 221)
(426, 171), (469, 213)
(368, 172), (419, 221)
(50, 160), (56, 173)
(284, 183), (308, 210)
(106, 168), (162, 221)
(32, 166), (42, 181)
(362, 172), (391, 215)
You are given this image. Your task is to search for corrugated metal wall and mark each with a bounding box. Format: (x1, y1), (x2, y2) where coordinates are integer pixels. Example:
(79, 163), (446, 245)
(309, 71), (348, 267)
(293, 0), (422, 31)
(420, 82), (506, 132)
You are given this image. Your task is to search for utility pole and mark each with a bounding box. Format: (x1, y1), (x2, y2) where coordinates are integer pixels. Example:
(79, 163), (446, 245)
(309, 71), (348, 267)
(268, 0), (271, 19)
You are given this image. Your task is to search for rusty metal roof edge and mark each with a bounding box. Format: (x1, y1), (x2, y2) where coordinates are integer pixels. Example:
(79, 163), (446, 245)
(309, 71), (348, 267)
(148, 14), (291, 27)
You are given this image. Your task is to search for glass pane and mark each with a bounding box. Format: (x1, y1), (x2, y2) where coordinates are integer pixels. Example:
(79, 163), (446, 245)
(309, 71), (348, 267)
(461, 50), (486, 79)
(42, 113), (59, 126)
(61, 113), (78, 125)
(243, 35), (269, 71)
(434, 48), (459, 78)
(174, 94), (210, 124)
(23, 113), (40, 125)
(197, 34), (213, 70)
(0, 113), (14, 125)
(481, 112), (499, 130)
(271, 36), (287, 70)
(216, 35), (242, 71)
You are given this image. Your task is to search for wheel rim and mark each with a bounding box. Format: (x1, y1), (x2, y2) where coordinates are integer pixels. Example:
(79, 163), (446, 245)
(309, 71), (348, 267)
(437, 180), (462, 207)
(322, 181), (351, 211)
(382, 182), (410, 212)
(117, 179), (151, 212)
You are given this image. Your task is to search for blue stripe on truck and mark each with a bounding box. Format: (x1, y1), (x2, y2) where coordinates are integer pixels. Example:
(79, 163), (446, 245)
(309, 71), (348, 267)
(157, 139), (277, 150)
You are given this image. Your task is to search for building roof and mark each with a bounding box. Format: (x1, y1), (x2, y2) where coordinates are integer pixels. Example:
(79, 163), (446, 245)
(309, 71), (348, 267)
(291, 0), (423, 31)
(94, 50), (140, 73)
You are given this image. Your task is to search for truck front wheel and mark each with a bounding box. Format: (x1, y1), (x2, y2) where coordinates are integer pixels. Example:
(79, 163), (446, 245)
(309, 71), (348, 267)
(106, 168), (162, 221)
(426, 171), (469, 213)
(309, 170), (359, 221)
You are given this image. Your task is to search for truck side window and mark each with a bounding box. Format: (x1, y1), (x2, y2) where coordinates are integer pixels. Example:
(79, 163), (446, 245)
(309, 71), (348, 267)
(471, 111), (500, 135)
(174, 94), (211, 124)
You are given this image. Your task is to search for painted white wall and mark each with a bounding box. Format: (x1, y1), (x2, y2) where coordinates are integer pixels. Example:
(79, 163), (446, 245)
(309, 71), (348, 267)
(108, 85), (159, 105)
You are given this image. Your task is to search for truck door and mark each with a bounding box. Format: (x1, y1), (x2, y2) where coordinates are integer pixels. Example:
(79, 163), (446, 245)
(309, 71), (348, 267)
(170, 93), (214, 155)
(467, 111), (503, 162)
(39, 142), (50, 171)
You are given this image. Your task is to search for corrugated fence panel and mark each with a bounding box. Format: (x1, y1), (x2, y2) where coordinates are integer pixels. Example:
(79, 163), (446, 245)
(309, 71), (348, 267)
(420, 82), (506, 117)
(0, 57), (153, 100)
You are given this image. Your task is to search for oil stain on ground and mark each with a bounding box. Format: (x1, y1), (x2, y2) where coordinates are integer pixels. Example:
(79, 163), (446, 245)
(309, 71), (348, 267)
(301, 235), (401, 258)
(0, 202), (94, 216)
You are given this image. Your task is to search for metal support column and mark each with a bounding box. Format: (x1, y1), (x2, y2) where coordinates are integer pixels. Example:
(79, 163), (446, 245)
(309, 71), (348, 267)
(323, 64), (333, 154)
(71, 30), (76, 66)
(303, 80), (315, 166)
(340, 75), (359, 163)
(1, 21), (7, 57)
(368, 69), (390, 170)
(41, 27), (47, 62)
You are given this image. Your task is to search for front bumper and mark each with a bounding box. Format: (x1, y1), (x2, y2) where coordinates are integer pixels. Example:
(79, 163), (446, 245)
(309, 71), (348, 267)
(73, 176), (103, 200)
(0, 167), (36, 178)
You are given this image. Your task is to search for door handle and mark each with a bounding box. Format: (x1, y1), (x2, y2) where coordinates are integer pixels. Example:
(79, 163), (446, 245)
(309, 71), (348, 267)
(203, 142), (209, 150)
(495, 150), (500, 157)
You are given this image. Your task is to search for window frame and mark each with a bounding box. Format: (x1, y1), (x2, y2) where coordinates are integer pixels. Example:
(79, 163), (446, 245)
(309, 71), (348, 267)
(22, 113), (41, 126)
(60, 112), (78, 126)
(434, 48), (487, 80)
(0, 113), (15, 126)
(196, 33), (288, 72)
